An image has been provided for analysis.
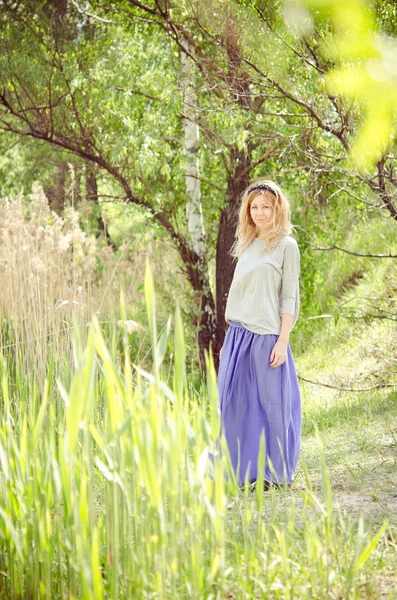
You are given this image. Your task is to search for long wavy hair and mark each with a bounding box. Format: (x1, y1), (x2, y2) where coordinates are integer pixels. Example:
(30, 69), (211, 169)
(230, 179), (294, 259)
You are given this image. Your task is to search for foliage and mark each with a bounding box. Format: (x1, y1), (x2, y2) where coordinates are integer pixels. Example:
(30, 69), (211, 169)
(299, 0), (397, 170)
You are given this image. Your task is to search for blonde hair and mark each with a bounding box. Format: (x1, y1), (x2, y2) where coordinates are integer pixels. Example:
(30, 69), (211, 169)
(229, 179), (294, 259)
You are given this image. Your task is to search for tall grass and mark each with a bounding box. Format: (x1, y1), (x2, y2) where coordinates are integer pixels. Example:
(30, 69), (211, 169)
(0, 252), (392, 599)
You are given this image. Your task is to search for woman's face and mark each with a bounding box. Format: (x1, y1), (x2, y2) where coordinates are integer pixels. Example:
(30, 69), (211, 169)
(249, 193), (273, 229)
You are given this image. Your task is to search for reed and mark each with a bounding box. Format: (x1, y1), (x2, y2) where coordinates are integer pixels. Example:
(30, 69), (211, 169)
(0, 187), (162, 384)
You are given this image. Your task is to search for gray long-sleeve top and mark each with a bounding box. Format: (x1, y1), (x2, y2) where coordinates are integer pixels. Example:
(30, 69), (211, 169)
(225, 235), (300, 335)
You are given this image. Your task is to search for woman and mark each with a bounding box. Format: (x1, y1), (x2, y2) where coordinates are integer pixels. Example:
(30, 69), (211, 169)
(217, 179), (302, 489)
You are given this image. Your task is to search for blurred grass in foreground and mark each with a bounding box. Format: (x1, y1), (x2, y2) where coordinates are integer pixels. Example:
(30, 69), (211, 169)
(0, 258), (393, 599)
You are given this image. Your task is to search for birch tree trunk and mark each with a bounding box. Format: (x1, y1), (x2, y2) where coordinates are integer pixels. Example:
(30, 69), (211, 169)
(181, 42), (219, 372)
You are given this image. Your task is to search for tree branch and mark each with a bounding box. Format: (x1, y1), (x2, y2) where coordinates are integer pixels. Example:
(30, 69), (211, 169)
(239, 144), (280, 178)
(298, 375), (395, 392)
(311, 244), (397, 258)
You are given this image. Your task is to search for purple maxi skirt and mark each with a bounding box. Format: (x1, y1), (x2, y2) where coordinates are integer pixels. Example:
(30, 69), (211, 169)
(217, 320), (302, 486)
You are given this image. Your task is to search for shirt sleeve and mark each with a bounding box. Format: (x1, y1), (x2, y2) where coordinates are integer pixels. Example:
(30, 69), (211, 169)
(280, 240), (300, 316)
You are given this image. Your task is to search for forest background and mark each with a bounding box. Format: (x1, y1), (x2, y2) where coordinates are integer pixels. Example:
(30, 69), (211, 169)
(0, 0), (397, 598)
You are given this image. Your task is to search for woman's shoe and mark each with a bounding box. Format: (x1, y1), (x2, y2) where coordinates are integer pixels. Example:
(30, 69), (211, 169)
(239, 479), (272, 492)
(238, 478), (257, 491)
(251, 479), (272, 491)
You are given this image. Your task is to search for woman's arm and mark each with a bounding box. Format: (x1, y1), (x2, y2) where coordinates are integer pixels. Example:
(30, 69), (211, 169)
(270, 314), (294, 368)
(272, 243), (298, 366)
(279, 312), (294, 343)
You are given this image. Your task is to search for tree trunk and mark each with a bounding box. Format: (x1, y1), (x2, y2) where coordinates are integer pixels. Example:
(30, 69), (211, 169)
(215, 9), (254, 364)
(74, 164), (82, 205)
(181, 41), (219, 372)
(216, 146), (252, 344)
(85, 164), (117, 248)
(86, 165), (98, 202)
(49, 162), (66, 212)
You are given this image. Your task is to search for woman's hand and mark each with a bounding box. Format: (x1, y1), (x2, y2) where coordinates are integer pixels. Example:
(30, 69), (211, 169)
(270, 339), (288, 368)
